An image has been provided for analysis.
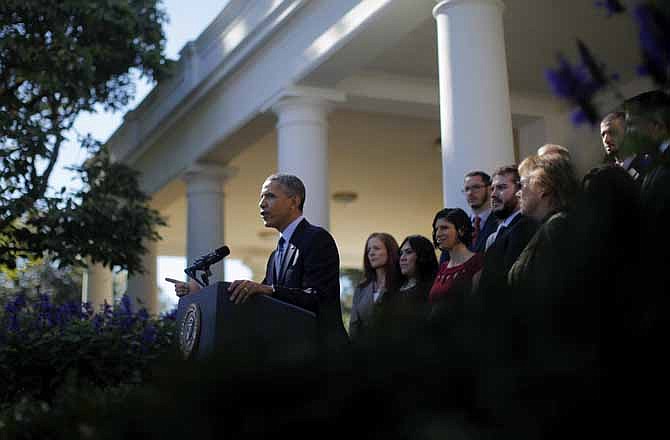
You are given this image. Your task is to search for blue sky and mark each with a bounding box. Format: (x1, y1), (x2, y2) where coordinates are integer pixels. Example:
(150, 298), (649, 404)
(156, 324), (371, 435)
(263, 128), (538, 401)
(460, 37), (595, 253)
(49, 0), (255, 310)
(51, 0), (229, 192)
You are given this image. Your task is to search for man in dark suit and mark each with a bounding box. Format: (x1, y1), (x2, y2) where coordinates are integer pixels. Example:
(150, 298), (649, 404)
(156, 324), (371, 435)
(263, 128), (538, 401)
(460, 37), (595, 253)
(477, 165), (538, 295)
(620, 91), (670, 431)
(623, 91), (670, 219)
(440, 171), (497, 263)
(600, 111), (653, 182)
(600, 111), (626, 165)
(464, 171), (498, 253)
(231, 174), (349, 356)
(176, 174), (349, 359)
(472, 165), (538, 431)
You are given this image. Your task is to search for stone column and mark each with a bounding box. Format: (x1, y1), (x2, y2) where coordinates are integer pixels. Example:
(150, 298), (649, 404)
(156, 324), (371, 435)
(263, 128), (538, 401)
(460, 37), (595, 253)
(182, 163), (237, 283)
(125, 239), (159, 315)
(82, 261), (113, 312)
(271, 87), (345, 229)
(433, 0), (515, 208)
(180, 41), (200, 90)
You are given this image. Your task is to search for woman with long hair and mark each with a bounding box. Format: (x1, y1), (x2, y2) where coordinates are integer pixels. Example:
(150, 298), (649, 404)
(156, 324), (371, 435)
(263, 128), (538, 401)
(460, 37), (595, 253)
(398, 235), (439, 303)
(348, 232), (401, 342)
(375, 234), (439, 335)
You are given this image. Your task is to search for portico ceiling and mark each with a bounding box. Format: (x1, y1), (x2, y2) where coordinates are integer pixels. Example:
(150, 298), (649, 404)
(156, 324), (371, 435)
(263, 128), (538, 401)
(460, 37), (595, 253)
(311, 0), (640, 97)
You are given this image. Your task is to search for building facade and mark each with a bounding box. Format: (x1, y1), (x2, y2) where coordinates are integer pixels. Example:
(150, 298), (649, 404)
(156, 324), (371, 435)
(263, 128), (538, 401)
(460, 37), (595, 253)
(87, 0), (652, 312)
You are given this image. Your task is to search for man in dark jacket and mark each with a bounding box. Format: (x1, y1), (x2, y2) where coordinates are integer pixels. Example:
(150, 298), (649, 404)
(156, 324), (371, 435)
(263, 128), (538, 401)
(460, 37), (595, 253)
(464, 170), (498, 253)
(228, 174), (349, 355)
(470, 165), (538, 430)
(476, 165), (538, 299)
(620, 91), (670, 433)
(176, 174), (350, 361)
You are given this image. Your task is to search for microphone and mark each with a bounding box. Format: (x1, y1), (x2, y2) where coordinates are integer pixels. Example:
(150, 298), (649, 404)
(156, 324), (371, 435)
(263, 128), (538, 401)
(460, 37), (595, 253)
(186, 245), (230, 272)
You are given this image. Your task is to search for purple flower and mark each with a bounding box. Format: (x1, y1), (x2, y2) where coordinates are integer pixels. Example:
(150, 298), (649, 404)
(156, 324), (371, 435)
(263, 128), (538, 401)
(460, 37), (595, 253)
(92, 314), (104, 333)
(38, 294), (51, 310)
(7, 314), (20, 333)
(571, 109), (589, 125)
(4, 302), (18, 315)
(141, 324), (157, 351)
(55, 304), (70, 327)
(3, 300), (20, 333)
(577, 39), (613, 89)
(137, 308), (149, 322)
(35, 295), (57, 327)
(13, 294), (27, 309)
(595, 0), (626, 17)
(120, 295), (133, 315)
(634, 4), (670, 86)
(545, 55), (602, 125)
(113, 295), (136, 331)
(65, 300), (81, 319)
(82, 302), (94, 318)
(546, 57), (597, 99)
(102, 300), (113, 317)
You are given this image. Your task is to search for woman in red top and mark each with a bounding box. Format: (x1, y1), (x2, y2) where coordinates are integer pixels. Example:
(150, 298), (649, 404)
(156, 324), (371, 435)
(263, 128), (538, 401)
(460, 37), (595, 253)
(428, 208), (484, 322)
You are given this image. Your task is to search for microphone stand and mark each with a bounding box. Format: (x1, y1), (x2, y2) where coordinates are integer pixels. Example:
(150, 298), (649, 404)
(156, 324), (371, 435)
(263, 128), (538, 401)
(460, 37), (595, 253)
(184, 264), (212, 288)
(184, 246), (230, 288)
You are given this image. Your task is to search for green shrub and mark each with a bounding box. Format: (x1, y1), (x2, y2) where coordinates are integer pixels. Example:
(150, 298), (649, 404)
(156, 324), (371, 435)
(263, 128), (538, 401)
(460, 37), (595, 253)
(0, 293), (177, 411)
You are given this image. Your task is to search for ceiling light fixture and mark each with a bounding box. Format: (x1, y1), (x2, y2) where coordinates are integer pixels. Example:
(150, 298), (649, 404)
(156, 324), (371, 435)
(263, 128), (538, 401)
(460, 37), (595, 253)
(331, 191), (358, 204)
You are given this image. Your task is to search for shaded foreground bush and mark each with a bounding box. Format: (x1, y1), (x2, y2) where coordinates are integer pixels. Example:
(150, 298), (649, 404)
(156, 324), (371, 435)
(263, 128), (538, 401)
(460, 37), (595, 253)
(0, 312), (610, 440)
(0, 278), (654, 439)
(0, 293), (177, 433)
(0, 327), (492, 440)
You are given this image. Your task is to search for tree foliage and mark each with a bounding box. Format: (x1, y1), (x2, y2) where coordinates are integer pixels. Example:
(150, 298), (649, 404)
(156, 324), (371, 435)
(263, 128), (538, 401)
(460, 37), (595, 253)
(0, 254), (83, 305)
(0, 0), (171, 273)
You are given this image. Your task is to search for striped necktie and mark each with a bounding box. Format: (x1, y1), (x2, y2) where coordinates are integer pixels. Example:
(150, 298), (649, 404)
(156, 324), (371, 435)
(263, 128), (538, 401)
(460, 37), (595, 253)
(472, 215), (481, 247)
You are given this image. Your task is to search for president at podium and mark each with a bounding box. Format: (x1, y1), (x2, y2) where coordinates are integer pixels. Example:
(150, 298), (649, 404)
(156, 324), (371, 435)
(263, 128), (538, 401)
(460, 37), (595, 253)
(174, 173), (350, 362)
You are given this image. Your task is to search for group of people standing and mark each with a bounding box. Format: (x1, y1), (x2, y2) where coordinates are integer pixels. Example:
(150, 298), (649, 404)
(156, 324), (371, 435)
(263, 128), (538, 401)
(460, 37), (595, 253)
(344, 89), (670, 436)
(347, 159), (548, 346)
(172, 89), (670, 437)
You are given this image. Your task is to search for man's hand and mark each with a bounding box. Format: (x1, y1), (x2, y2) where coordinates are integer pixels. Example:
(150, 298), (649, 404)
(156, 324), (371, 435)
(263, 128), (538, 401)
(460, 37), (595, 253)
(166, 278), (201, 297)
(228, 280), (272, 304)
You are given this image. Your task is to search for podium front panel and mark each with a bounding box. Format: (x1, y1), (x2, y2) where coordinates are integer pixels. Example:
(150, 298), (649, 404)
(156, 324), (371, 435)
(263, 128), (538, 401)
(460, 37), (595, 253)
(177, 282), (317, 363)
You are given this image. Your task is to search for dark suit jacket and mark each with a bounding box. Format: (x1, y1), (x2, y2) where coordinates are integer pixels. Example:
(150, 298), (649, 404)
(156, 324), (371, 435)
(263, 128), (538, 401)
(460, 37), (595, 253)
(471, 213), (538, 427)
(487, 211), (602, 435)
(624, 153), (653, 183)
(262, 219), (349, 357)
(471, 213), (499, 253)
(476, 213), (539, 307)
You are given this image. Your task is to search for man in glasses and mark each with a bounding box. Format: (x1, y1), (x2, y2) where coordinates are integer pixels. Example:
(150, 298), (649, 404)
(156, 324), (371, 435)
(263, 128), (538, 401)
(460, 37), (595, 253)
(462, 171), (497, 253)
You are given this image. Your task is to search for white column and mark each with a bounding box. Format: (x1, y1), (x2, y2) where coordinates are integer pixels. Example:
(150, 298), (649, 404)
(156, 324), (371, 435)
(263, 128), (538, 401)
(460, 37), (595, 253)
(82, 261), (113, 312)
(271, 87), (345, 230)
(179, 41), (200, 90)
(182, 163), (237, 283)
(125, 239), (158, 315)
(433, 0), (515, 208)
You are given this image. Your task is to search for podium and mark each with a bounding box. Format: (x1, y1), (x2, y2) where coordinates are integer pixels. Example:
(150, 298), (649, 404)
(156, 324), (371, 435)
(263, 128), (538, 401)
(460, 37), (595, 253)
(176, 282), (318, 364)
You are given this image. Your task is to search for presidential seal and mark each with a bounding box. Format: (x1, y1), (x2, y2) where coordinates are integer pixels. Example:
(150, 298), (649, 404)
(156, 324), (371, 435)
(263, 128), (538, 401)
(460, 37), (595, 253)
(179, 303), (201, 359)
